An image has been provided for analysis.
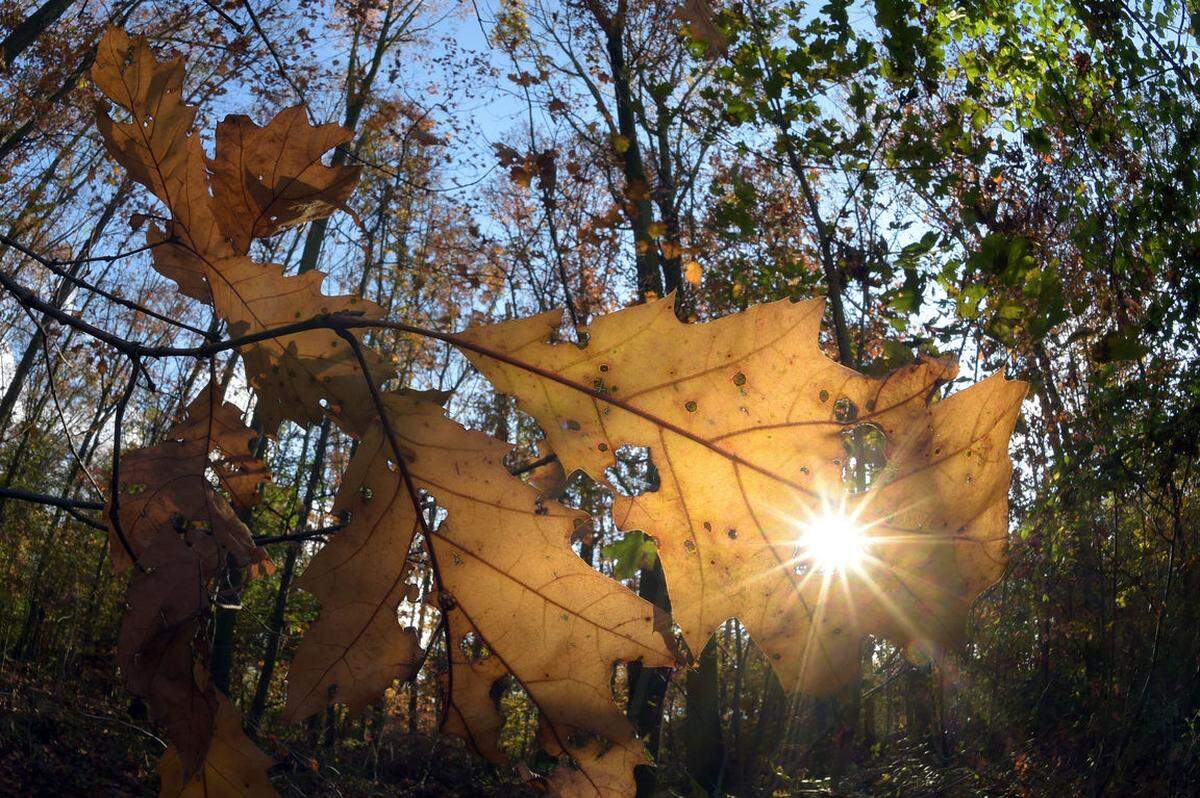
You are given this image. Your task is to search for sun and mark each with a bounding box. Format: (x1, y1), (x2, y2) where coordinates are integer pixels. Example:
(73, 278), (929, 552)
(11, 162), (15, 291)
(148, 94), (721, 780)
(797, 507), (870, 573)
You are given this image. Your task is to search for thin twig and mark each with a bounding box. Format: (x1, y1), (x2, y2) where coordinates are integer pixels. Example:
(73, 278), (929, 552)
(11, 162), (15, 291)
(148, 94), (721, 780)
(239, 0), (307, 105)
(509, 452), (559, 476)
(253, 523), (345, 545)
(201, 0), (245, 32)
(19, 304), (105, 498)
(0, 234), (211, 338)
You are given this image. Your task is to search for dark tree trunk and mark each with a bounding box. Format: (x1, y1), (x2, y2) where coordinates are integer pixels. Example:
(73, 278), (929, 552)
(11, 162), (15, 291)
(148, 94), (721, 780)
(248, 421), (329, 729)
(682, 637), (727, 795)
(2, 0), (76, 67)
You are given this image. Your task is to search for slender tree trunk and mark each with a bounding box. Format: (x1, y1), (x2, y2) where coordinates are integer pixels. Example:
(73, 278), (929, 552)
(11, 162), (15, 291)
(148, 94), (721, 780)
(1, 180), (128, 418)
(682, 638), (726, 795)
(2, 0), (76, 67)
(247, 421), (328, 729)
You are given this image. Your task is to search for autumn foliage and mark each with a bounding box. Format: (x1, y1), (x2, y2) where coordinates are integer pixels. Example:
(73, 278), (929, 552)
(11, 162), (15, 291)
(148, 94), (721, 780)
(83, 26), (1025, 797)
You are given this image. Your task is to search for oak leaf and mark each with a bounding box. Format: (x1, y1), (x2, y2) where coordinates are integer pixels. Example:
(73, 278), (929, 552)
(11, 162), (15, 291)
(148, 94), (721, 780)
(457, 296), (1026, 692)
(146, 222), (213, 304)
(282, 403), (424, 723)
(204, 255), (389, 435)
(109, 383), (270, 776)
(208, 105), (361, 255)
(289, 393), (675, 795)
(157, 690), (278, 797)
(94, 28), (390, 437)
(109, 382), (268, 572)
(440, 606), (508, 764)
(93, 28), (227, 259)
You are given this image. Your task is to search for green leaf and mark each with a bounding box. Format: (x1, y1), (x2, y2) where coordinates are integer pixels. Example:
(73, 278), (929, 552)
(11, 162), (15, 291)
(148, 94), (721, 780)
(602, 531), (658, 581)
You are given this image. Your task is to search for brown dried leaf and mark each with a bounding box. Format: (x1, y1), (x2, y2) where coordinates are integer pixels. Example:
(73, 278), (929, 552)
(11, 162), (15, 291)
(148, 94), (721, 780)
(157, 690), (278, 797)
(92, 28), (227, 258)
(109, 383), (269, 776)
(205, 256), (389, 435)
(120, 532), (217, 776)
(208, 106), (361, 255)
(109, 382), (268, 571)
(290, 394), (674, 793)
(457, 296), (1026, 693)
(94, 28), (388, 437)
(147, 222), (213, 304)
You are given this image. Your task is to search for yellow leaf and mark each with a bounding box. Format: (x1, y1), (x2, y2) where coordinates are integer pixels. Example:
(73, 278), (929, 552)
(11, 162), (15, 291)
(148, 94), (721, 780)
(684, 260), (703, 284)
(283, 406), (425, 723)
(456, 296), (1026, 693)
(288, 393), (675, 793)
(611, 134), (631, 154)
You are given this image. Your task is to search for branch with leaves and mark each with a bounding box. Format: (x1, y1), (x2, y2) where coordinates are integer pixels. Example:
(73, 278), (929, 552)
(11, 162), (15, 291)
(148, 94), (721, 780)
(0, 27), (1027, 798)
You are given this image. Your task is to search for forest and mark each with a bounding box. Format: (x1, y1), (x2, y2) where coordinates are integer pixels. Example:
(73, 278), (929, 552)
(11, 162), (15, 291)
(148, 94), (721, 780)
(0, 0), (1198, 796)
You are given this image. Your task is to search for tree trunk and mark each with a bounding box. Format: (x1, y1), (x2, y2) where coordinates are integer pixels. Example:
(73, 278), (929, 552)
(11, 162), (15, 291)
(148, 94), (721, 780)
(247, 420), (328, 729)
(682, 637), (726, 795)
(2, 0), (76, 67)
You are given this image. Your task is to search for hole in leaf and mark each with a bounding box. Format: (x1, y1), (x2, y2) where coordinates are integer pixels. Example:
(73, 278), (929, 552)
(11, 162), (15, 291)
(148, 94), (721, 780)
(833, 396), (858, 423)
(459, 631), (492, 663)
(840, 423), (888, 494)
(605, 445), (661, 497)
(497, 678), (540, 760)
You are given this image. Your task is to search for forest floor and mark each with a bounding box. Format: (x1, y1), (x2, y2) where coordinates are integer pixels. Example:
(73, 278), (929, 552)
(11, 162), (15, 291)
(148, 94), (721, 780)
(0, 657), (1027, 797)
(0, 658), (532, 797)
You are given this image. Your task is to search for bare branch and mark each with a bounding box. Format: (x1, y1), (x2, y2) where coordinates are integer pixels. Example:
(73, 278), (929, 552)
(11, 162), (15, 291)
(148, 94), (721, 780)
(0, 486), (105, 511)
(0, 233), (212, 338)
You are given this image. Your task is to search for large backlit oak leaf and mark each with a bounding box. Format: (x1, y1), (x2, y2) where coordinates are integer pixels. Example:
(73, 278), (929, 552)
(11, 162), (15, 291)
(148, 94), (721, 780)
(204, 255), (389, 435)
(109, 384), (271, 776)
(289, 393), (674, 795)
(282, 406), (424, 723)
(157, 690), (278, 797)
(457, 296), (1027, 693)
(93, 28), (227, 259)
(208, 105), (361, 255)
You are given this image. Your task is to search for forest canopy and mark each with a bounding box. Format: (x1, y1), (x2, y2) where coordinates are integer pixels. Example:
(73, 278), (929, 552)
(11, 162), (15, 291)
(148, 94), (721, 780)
(0, 1), (1198, 797)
